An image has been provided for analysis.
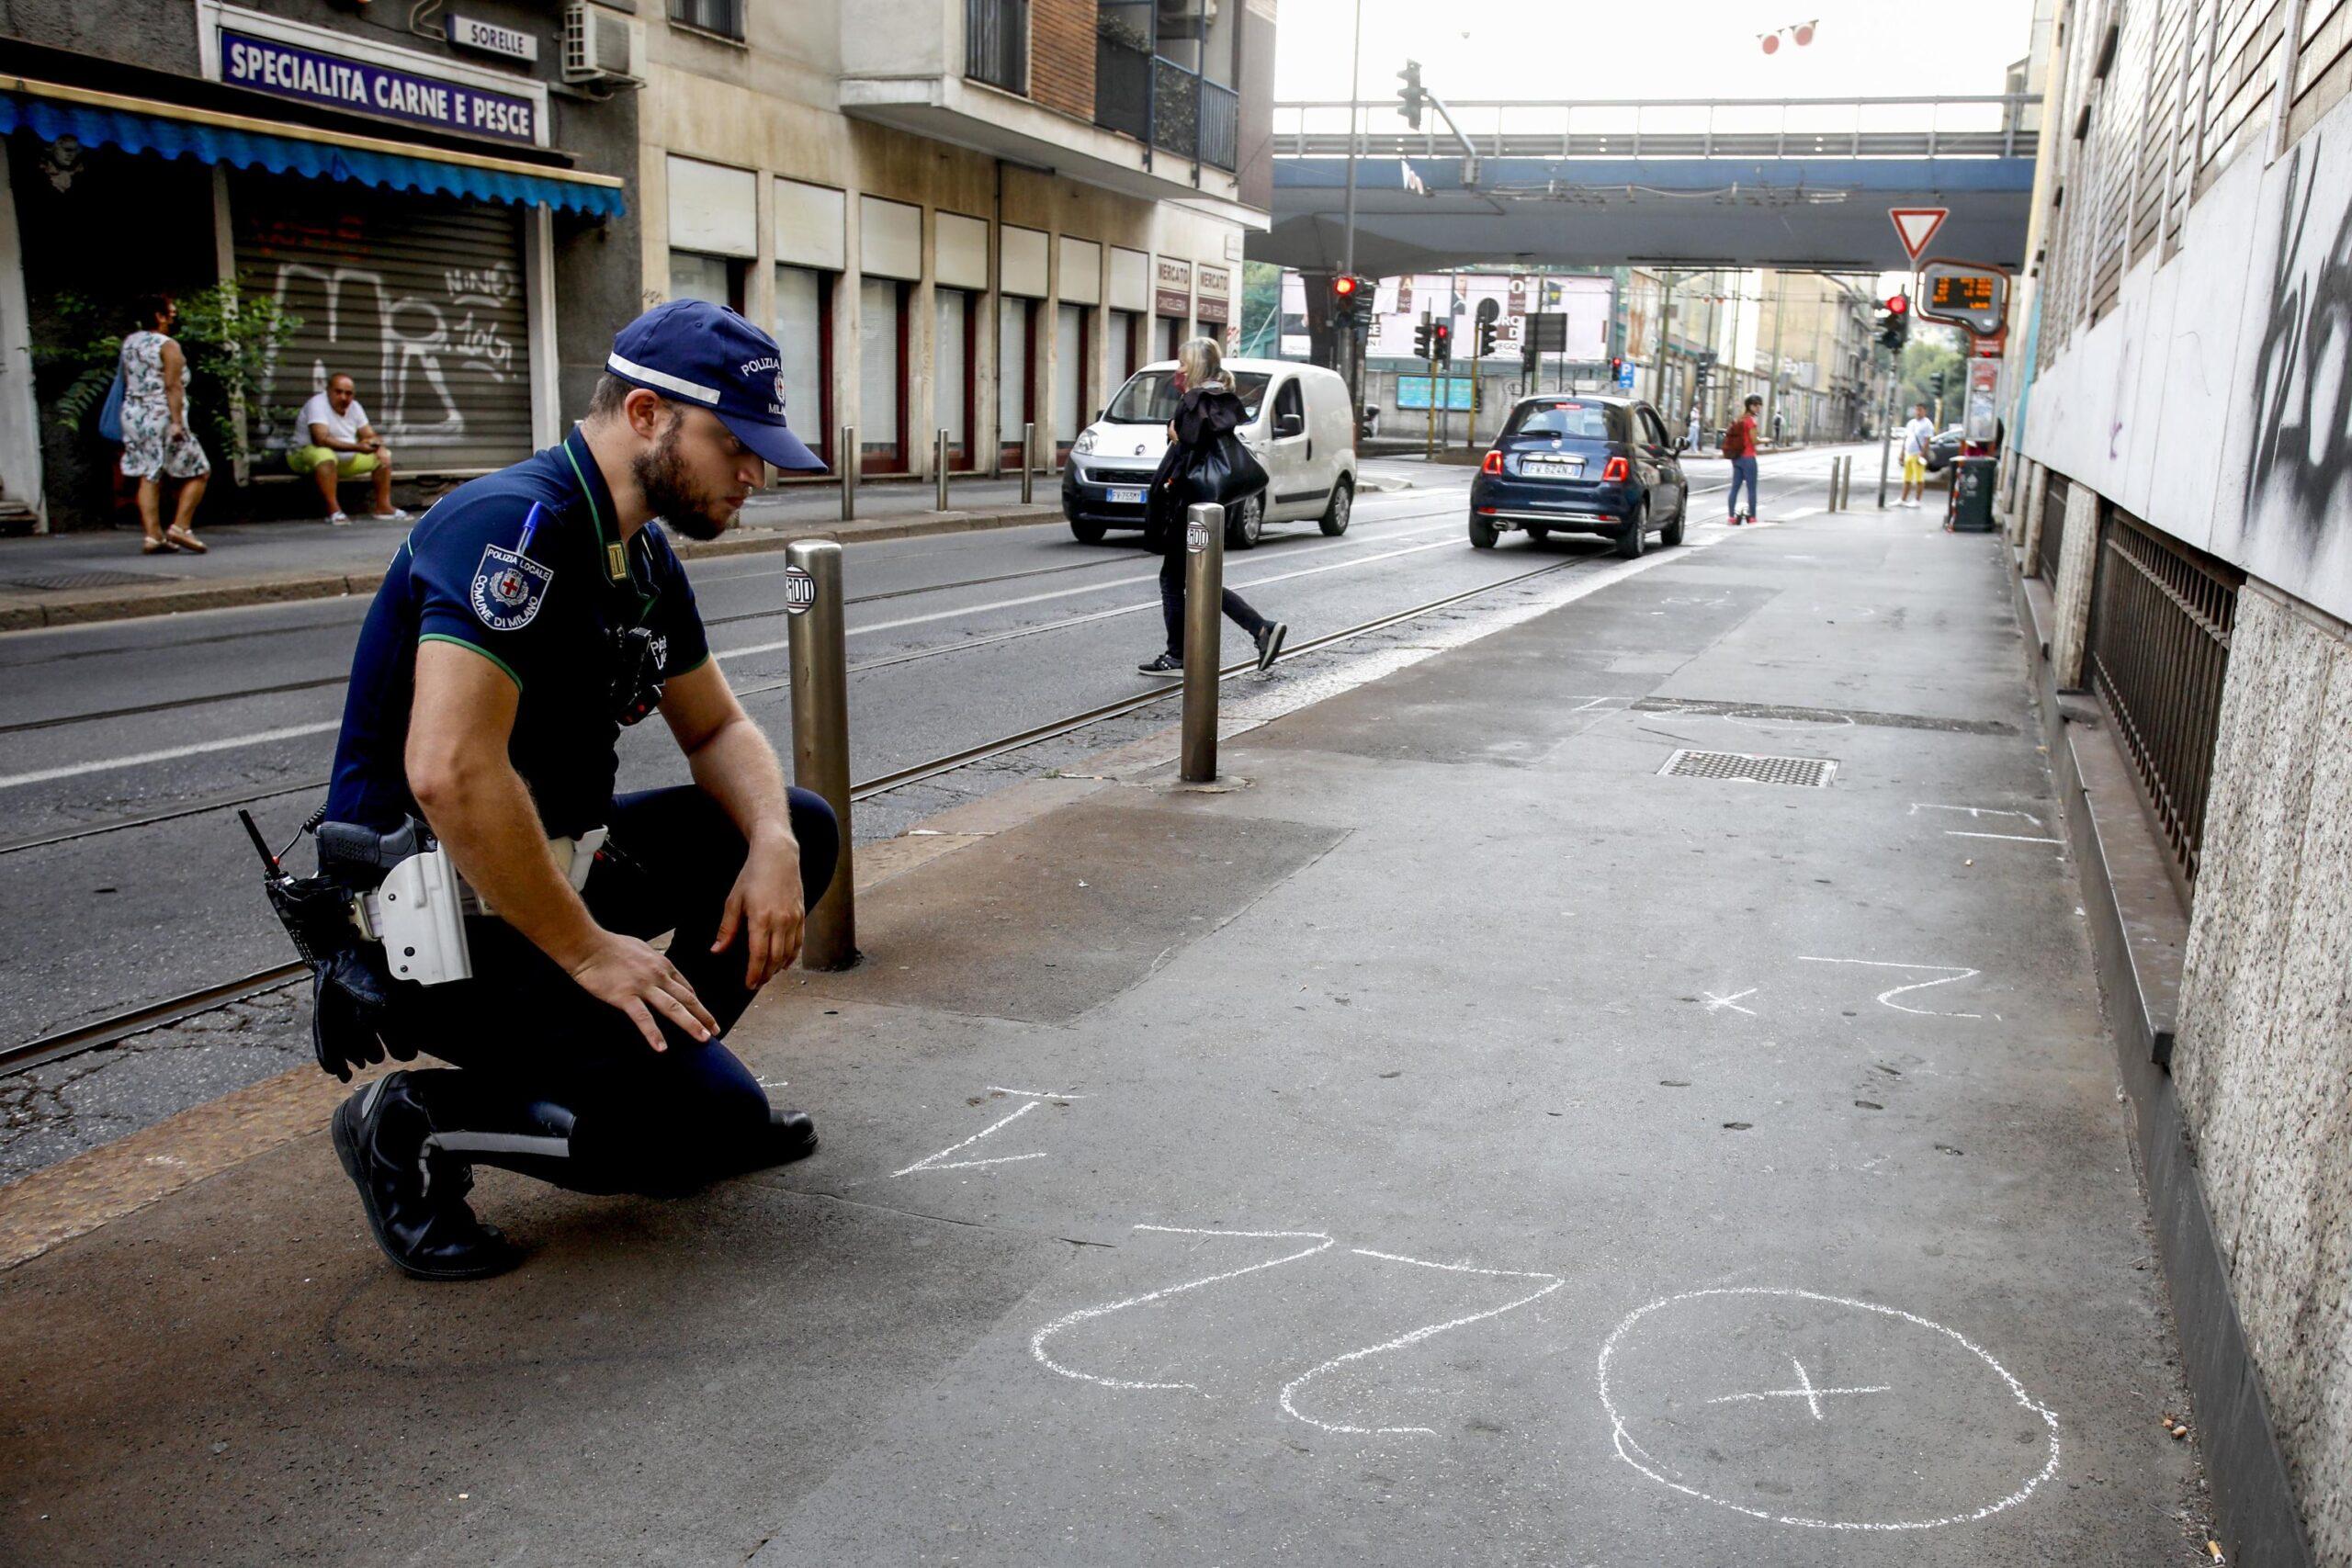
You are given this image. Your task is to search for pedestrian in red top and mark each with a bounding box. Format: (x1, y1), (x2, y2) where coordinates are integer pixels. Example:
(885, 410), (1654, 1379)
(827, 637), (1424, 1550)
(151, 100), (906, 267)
(1723, 394), (1762, 525)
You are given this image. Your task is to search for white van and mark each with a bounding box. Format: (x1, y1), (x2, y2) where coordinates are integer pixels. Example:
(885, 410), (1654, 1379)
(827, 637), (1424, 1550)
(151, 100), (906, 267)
(1060, 357), (1360, 549)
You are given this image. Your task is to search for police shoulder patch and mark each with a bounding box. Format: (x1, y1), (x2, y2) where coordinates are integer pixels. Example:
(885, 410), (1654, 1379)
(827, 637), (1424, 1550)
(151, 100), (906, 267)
(469, 544), (555, 632)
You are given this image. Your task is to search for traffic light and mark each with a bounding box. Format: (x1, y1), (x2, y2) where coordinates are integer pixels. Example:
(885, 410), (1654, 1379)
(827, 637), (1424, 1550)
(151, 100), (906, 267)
(1475, 318), (1498, 357)
(1397, 60), (1425, 130)
(1430, 321), (1452, 365)
(1331, 274), (1365, 321)
(1928, 367), (1947, 400)
(1412, 311), (1434, 359)
(1609, 355), (1624, 380)
(1878, 292), (1911, 350)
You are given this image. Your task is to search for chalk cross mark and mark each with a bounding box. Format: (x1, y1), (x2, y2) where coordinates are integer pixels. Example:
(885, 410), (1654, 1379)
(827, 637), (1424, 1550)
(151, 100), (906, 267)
(1706, 1357), (1891, 1421)
(890, 1087), (1084, 1178)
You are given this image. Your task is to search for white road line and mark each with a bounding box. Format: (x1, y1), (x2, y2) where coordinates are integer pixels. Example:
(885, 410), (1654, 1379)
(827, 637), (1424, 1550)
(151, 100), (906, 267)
(714, 530), (1462, 660)
(0, 720), (343, 792)
(1032, 1227), (1336, 1392)
(1945, 830), (2064, 845)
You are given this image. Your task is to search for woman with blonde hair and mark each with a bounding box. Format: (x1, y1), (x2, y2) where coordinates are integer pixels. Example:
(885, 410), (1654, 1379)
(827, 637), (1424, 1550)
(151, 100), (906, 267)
(1137, 336), (1287, 676)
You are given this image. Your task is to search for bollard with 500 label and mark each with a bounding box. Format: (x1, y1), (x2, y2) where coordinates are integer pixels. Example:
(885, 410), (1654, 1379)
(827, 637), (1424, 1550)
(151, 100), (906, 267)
(783, 539), (857, 970)
(1181, 502), (1225, 784)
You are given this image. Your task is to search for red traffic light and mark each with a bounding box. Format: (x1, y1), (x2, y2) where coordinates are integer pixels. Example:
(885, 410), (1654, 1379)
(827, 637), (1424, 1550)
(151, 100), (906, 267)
(1333, 275), (1362, 298)
(1886, 294), (1910, 315)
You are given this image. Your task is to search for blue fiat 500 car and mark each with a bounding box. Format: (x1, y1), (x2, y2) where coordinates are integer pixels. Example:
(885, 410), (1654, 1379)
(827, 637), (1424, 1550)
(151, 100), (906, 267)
(1468, 394), (1690, 558)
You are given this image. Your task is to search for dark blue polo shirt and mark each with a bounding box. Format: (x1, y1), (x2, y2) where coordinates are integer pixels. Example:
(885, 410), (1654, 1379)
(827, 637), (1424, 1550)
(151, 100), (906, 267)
(325, 426), (710, 840)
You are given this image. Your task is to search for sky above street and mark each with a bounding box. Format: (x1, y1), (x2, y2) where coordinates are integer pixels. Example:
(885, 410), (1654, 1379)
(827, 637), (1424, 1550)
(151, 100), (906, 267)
(1273, 0), (2041, 103)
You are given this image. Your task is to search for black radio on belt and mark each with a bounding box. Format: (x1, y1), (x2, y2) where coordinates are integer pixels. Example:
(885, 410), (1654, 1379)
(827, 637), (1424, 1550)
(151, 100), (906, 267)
(609, 623), (665, 726)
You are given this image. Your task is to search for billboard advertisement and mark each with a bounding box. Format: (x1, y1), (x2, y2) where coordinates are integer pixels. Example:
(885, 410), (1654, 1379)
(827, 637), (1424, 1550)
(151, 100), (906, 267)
(1279, 272), (1613, 364)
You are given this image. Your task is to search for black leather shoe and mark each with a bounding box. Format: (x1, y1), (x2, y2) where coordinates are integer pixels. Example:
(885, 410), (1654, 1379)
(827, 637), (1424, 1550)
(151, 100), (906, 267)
(332, 1074), (520, 1281)
(756, 1108), (820, 1168)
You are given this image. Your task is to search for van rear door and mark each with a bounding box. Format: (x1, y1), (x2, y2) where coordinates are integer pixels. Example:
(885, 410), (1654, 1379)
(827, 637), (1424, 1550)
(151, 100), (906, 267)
(1264, 376), (1313, 518)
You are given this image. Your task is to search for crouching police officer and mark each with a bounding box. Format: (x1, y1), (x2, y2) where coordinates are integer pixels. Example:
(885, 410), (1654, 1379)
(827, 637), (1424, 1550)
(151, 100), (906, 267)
(308, 301), (835, 1280)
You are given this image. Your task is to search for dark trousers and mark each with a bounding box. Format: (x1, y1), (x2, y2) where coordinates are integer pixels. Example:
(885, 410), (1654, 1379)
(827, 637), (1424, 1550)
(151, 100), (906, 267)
(1159, 525), (1270, 659)
(379, 784), (839, 1195)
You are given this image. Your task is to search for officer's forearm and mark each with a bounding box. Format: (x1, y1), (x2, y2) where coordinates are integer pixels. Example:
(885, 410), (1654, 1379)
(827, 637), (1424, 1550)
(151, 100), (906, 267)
(412, 755), (600, 967)
(685, 716), (796, 849)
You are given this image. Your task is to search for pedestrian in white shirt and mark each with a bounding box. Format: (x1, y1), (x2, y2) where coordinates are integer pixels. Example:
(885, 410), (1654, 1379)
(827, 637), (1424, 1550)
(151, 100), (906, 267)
(289, 374), (410, 525)
(1898, 404), (1937, 509)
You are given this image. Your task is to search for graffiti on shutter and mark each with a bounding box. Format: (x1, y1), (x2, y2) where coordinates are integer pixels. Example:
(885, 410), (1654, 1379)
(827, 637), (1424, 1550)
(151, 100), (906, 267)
(236, 176), (533, 471)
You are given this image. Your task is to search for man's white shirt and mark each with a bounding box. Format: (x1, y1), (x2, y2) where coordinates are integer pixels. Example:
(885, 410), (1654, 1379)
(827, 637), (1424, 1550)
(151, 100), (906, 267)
(1902, 417), (1936, 458)
(300, 390), (369, 448)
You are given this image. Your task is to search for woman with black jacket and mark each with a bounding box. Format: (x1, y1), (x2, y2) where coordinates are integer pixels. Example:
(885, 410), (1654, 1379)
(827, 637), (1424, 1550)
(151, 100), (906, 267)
(1137, 337), (1289, 676)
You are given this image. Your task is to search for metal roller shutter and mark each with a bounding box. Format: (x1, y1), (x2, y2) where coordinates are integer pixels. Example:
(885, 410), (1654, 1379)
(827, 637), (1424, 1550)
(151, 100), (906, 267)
(235, 175), (533, 474)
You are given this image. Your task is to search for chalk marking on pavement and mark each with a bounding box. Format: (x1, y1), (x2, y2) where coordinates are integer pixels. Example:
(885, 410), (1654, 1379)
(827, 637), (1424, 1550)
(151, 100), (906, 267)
(1909, 804), (2044, 826)
(1702, 988), (1758, 1016)
(0, 719), (343, 792)
(988, 1085), (1088, 1100)
(1796, 956), (1984, 1019)
(1276, 1248), (1564, 1437)
(1597, 1285), (2062, 1531)
(1944, 830), (2064, 845)
(1031, 1226), (1336, 1392)
(1705, 1357), (1891, 1419)
(892, 1098), (1056, 1177)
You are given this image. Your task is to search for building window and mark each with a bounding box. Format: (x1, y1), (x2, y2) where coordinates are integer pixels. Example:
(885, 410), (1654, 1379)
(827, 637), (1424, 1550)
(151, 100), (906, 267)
(669, 0), (745, 41)
(858, 277), (910, 473)
(1107, 310), (1140, 399)
(934, 288), (978, 470)
(966, 0), (1027, 93)
(670, 251), (745, 313)
(775, 265), (835, 470)
(1053, 303), (1090, 461)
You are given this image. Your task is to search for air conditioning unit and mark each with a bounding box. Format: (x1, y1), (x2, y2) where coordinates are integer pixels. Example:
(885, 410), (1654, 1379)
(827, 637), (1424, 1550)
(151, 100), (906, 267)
(564, 3), (645, 86)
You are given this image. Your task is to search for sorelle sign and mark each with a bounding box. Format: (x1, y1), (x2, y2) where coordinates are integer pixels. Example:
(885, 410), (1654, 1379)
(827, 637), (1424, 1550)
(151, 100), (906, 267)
(219, 27), (539, 144)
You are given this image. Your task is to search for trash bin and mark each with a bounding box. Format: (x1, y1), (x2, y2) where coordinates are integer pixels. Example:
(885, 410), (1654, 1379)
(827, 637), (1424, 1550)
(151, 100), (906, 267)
(1949, 455), (1998, 533)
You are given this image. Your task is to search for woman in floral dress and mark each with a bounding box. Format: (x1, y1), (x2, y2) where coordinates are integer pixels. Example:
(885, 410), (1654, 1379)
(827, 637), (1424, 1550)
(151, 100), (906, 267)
(119, 294), (209, 554)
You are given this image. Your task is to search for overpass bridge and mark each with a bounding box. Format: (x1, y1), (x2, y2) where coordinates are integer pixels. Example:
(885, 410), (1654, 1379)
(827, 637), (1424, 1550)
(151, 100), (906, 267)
(1251, 95), (2040, 276)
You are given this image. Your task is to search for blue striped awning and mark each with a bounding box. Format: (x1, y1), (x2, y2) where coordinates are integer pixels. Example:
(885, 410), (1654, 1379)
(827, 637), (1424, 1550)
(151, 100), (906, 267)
(0, 87), (627, 218)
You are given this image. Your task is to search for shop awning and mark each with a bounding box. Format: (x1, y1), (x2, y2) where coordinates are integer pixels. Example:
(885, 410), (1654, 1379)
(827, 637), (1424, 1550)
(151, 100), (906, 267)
(0, 75), (626, 218)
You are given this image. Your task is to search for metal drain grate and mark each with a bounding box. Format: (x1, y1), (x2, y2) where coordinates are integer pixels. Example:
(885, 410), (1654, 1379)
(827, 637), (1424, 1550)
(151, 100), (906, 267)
(1659, 749), (1838, 787)
(0, 568), (183, 591)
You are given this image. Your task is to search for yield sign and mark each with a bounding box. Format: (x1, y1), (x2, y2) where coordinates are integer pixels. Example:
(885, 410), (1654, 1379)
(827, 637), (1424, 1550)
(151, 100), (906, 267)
(1889, 208), (1949, 263)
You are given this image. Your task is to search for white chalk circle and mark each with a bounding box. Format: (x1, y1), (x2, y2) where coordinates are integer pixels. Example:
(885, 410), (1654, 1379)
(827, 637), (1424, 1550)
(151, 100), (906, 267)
(1595, 1286), (2061, 1532)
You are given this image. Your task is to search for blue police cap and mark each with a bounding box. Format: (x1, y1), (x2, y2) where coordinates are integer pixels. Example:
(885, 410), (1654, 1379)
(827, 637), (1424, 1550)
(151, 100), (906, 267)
(605, 299), (826, 472)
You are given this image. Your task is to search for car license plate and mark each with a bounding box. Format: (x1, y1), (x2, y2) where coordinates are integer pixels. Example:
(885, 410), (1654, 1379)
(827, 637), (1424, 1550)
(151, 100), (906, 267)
(1523, 457), (1583, 478)
(1108, 486), (1145, 504)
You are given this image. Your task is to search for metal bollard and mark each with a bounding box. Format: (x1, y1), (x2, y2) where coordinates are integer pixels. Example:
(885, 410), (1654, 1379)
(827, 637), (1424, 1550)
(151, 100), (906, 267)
(934, 428), (951, 511)
(840, 426), (857, 522)
(1180, 502), (1225, 784)
(785, 539), (856, 971)
(1829, 457), (1844, 512)
(1020, 422), (1035, 505)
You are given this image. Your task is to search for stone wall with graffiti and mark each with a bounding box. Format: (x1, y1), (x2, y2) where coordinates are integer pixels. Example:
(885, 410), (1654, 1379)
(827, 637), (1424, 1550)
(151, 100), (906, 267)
(2018, 96), (2352, 626)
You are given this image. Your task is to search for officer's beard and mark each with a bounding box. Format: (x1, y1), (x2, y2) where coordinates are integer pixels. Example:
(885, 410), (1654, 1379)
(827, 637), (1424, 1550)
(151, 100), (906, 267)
(634, 417), (731, 541)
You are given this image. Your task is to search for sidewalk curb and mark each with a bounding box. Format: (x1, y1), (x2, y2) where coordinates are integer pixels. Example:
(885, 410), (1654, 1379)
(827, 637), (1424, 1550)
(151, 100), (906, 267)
(0, 503), (1066, 632)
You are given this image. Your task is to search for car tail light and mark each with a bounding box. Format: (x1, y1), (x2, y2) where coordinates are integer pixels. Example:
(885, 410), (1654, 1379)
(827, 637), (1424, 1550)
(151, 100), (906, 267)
(1481, 449), (1503, 475)
(1601, 456), (1630, 482)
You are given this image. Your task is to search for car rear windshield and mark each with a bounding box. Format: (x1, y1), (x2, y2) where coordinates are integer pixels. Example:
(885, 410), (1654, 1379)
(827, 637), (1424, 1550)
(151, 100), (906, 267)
(1103, 371), (1272, 425)
(1503, 400), (1625, 443)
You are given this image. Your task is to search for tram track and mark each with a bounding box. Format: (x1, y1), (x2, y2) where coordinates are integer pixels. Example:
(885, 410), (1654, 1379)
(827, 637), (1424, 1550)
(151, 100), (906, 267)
(0, 542), (1591, 1078)
(0, 505), (1458, 737)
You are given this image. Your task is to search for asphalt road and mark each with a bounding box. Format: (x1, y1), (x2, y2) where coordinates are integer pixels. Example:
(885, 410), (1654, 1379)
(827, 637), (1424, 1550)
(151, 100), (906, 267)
(0, 448), (1861, 1168)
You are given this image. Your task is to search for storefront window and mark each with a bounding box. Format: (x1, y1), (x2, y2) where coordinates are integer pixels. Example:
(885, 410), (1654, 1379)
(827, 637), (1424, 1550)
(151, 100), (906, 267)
(933, 288), (975, 468)
(998, 296), (1035, 468)
(774, 265), (832, 470)
(1053, 303), (1088, 461)
(1107, 310), (1138, 403)
(670, 251), (742, 312)
(858, 276), (906, 472)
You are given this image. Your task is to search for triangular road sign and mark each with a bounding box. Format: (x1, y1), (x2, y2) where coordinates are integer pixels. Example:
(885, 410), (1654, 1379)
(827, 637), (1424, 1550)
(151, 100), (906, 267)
(1890, 208), (1949, 262)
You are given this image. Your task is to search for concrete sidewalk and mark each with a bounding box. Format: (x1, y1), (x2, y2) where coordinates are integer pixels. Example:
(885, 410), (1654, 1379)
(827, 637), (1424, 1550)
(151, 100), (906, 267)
(0, 510), (2211, 1564)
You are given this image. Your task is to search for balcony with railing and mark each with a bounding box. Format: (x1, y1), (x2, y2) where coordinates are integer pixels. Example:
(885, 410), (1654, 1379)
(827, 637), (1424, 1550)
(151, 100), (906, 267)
(838, 0), (1252, 204)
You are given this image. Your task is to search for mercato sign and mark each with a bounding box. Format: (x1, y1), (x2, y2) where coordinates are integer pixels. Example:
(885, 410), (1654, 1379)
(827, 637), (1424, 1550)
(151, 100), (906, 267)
(221, 29), (537, 144)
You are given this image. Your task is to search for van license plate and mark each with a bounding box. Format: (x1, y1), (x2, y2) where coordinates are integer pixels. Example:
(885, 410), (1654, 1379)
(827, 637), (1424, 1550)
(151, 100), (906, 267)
(1109, 486), (1145, 504)
(1523, 457), (1583, 478)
